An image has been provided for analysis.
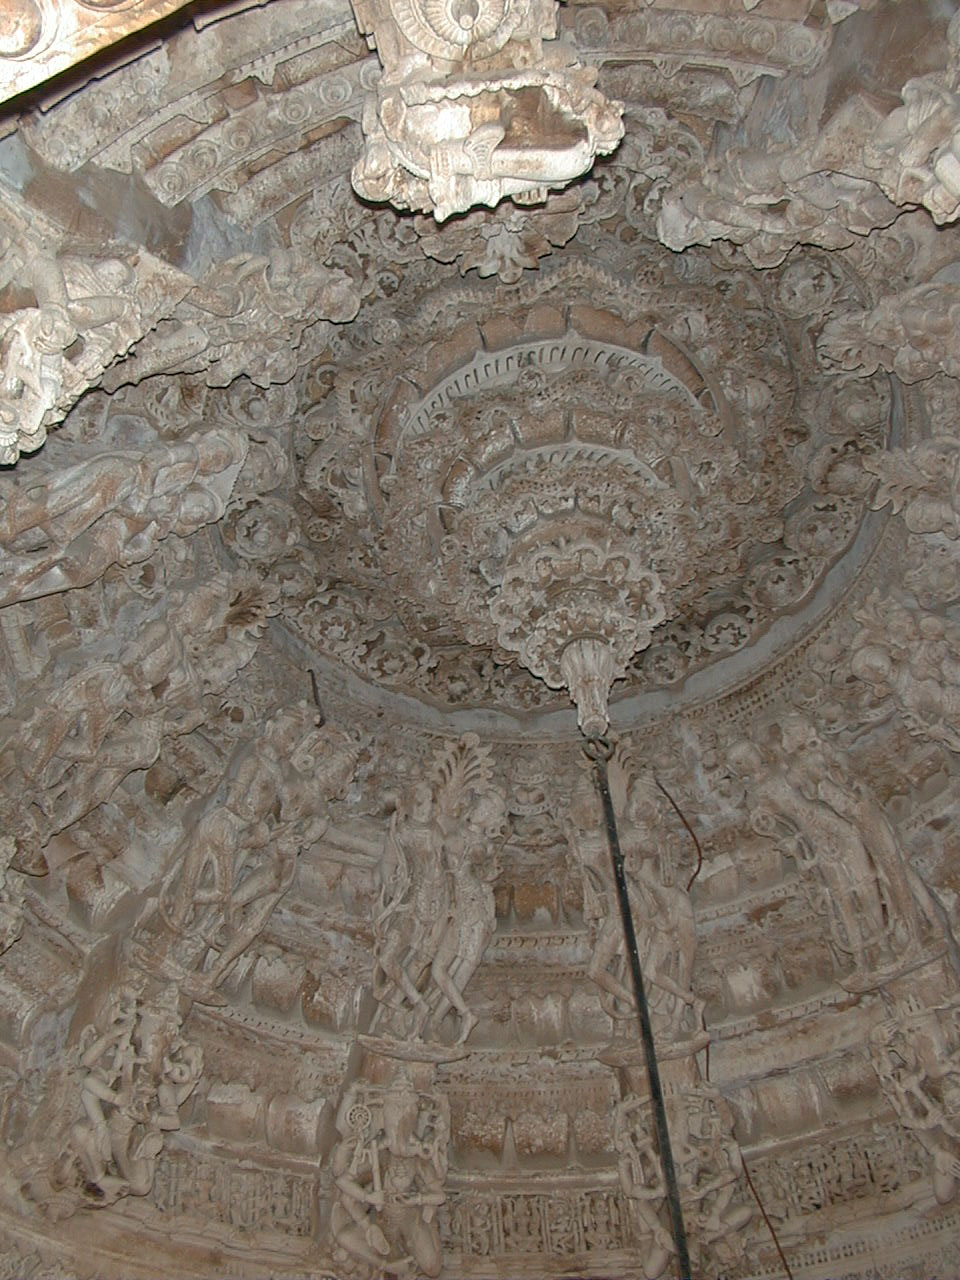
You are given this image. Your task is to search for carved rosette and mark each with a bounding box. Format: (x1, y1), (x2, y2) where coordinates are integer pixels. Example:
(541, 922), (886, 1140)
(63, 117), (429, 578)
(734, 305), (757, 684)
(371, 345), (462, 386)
(287, 250), (890, 718)
(490, 538), (666, 735)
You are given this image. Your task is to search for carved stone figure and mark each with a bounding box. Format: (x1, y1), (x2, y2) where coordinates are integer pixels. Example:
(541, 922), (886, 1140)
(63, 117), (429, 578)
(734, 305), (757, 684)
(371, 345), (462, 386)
(568, 762), (699, 1042)
(349, 0), (623, 219)
(20, 985), (203, 1217)
(0, 247), (191, 464)
(870, 999), (960, 1205)
(373, 734), (507, 1043)
(331, 1078), (448, 1277)
(103, 251), (360, 393)
(615, 1086), (751, 1278)
(0, 571), (276, 873)
(157, 703), (357, 999)
(0, 662), (158, 874)
(423, 788), (507, 1042)
(0, 428), (248, 606)
(728, 719), (940, 986)
(659, 15), (960, 268)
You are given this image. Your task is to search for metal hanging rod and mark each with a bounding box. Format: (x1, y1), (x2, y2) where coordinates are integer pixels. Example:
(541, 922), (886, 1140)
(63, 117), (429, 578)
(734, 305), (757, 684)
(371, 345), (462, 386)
(583, 736), (692, 1280)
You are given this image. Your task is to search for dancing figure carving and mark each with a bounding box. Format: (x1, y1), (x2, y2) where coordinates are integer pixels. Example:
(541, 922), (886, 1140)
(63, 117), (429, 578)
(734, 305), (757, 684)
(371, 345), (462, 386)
(158, 703), (357, 1000)
(373, 734), (507, 1044)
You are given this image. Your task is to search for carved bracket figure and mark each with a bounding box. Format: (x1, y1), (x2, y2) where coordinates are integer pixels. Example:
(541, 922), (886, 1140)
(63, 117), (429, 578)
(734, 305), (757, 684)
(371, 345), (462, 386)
(349, 0), (623, 219)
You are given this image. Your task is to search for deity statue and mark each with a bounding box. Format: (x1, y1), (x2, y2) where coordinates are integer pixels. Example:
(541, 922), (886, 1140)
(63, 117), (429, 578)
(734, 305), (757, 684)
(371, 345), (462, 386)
(0, 571), (277, 875)
(728, 717), (941, 986)
(331, 1078), (448, 1277)
(158, 703), (357, 999)
(372, 734), (507, 1044)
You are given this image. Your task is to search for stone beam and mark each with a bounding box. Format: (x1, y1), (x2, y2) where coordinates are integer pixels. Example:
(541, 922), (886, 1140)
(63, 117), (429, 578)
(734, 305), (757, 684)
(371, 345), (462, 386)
(0, 0), (198, 105)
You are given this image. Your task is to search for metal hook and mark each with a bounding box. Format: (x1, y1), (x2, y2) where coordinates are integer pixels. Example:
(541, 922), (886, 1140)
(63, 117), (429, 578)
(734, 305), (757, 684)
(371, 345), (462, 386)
(582, 735), (614, 763)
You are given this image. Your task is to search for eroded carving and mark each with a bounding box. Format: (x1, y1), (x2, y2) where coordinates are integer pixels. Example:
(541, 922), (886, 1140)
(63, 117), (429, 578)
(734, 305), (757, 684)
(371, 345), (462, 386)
(0, 246), (191, 464)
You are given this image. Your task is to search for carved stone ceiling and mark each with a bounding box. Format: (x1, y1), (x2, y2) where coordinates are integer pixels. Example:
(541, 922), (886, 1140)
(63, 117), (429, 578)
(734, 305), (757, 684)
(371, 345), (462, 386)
(2, 0), (960, 1277)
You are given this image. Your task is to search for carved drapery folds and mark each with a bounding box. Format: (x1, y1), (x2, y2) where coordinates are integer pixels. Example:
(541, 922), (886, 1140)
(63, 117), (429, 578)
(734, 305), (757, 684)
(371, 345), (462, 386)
(349, 0), (624, 219)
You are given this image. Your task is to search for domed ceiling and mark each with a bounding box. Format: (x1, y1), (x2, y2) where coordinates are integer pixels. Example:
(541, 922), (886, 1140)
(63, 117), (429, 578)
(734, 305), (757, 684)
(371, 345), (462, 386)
(1, 1), (960, 1277)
